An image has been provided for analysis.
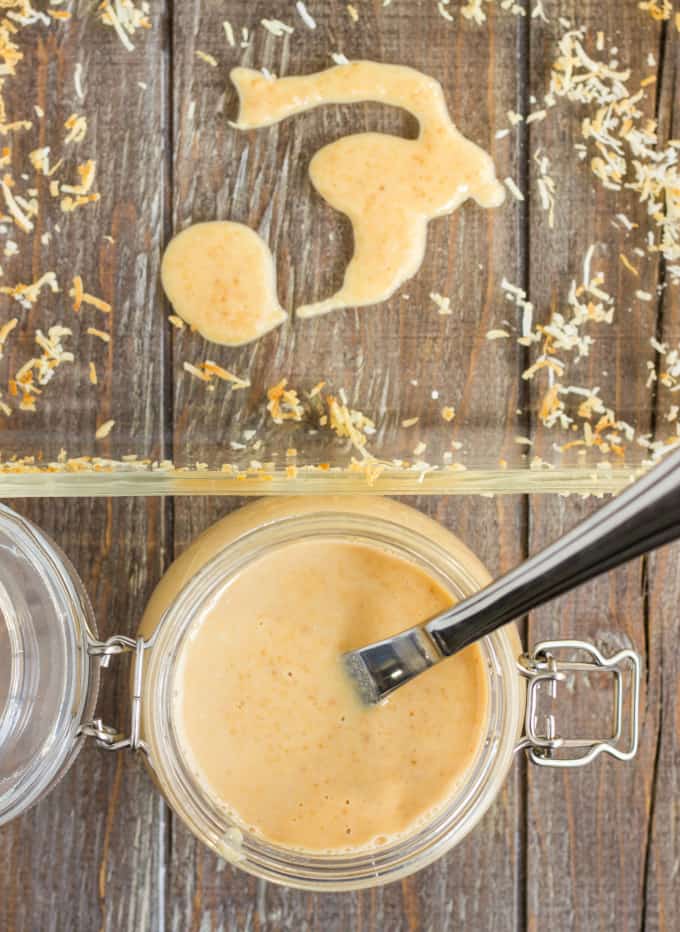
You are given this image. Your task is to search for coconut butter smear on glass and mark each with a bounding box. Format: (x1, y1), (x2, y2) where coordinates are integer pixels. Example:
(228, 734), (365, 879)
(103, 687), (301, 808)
(161, 61), (504, 345)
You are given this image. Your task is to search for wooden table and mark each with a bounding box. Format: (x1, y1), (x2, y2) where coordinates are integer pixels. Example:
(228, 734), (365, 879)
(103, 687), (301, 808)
(1, 1), (679, 929)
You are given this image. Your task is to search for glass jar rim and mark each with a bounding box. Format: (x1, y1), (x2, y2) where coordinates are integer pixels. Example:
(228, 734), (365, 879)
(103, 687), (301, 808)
(141, 508), (524, 891)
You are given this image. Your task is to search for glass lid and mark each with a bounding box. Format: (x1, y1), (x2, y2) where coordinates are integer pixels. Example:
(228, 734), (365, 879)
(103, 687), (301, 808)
(0, 506), (99, 825)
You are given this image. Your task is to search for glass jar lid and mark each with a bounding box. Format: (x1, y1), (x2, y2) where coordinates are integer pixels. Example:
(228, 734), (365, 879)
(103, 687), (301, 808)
(0, 505), (99, 825)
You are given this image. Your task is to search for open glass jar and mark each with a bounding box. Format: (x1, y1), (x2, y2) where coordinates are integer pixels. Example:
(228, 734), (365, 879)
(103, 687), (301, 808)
(0, 498), (640, 892)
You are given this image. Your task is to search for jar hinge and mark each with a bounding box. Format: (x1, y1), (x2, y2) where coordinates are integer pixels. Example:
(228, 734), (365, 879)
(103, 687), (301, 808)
(79, 632), (157, 754)
(515, 639), (640, 768)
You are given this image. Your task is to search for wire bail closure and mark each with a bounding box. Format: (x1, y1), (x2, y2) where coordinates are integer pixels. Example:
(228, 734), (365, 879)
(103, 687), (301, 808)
(515, 639), (641, 768)
(79, 633), (156, 754)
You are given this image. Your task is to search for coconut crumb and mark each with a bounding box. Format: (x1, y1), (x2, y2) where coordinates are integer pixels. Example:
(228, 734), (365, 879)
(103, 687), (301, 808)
(98, 1), (151, 52)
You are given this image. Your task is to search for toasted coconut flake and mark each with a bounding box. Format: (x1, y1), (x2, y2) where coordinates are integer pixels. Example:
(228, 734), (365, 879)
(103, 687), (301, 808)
(401, 416), (419, 428)
(70, 275), (84, 311)
(203, 361), (250, 389)
(87, 327), (110, 343)
(64, 113), (87, 144)
(95, 419), (115, 439)
(89, 361), (98, 385)
(267, 379), (304, 422)
(0, 271), (58, 307)
(196, 50), (217, 66)
(2, 176), (32, 231)
(99, 1), (151, 52)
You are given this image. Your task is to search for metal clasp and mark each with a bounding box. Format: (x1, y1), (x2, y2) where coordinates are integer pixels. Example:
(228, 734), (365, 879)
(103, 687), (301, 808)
(79, 633), (156, 754)
(515, 639), (640, 768)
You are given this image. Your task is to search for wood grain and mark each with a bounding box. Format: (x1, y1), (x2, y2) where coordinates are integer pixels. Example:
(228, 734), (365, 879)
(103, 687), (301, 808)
(526, 2), (665, 930)
(169, 0), (528, 927)
(0, 1), (679, 931)
(0, 6), (170, 932)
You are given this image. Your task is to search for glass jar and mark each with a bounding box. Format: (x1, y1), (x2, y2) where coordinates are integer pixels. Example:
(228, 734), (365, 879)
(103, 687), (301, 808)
(0, 498), (640, 893)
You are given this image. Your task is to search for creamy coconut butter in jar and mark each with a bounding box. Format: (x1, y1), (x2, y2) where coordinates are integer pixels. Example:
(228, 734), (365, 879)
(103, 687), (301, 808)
(0, 498), (640, 891)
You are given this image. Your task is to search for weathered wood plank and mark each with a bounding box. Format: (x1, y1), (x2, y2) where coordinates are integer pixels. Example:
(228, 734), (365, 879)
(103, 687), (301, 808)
(0, 6), (168, 463)
(0, 6), (171, 932)
(526, 2), (664, 929)
(0, 499), (169, 932)
(641, 17), (680, 932)
(169, 0), (527, 927)
(167, 495), (526, 932)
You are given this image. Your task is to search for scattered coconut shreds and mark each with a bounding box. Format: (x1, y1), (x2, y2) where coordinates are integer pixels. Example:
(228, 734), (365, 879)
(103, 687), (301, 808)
(10, 325), (74, 413)
(89, 361), (97, 385)
(331, 52), (349, 66)
(183, 360), (250, 389)
(402, 416), (420, 428)
(346, 4), (359, 23)
(196, 50), (217, 67)
(267, 379), (304, 422)
(263, 380), (376, 460)
(261, 18), (294, 37)
(546, 27), (680, 280)
(2, 177), (33, 232)
(441, 406), (456, 422)
(0, 271), (58, 308)
(64, 113), (87, 144)
(486, 329), (511, 340)
(168, 314), (185, 330)
(98, 0), (151, 52)
(95, 419), (115, 439)
(430, 292), (452, 315)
